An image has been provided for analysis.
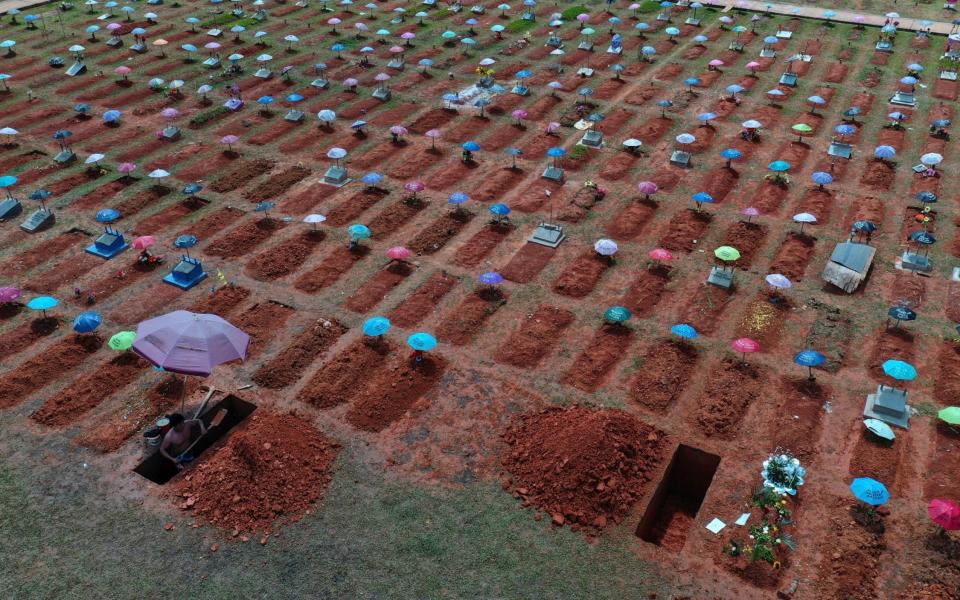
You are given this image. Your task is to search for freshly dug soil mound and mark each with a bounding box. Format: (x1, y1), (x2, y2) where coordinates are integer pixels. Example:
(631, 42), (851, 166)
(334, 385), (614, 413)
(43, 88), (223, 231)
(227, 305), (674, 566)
(501, 406), (666, 531)
(173, 411), (340, 533)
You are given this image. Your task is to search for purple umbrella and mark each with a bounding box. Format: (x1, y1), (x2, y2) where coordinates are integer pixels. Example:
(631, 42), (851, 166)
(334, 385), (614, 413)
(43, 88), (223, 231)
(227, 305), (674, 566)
(479, 271), (504, 285)
(132, 310), (249, 377)
(0, 286), (21, 303)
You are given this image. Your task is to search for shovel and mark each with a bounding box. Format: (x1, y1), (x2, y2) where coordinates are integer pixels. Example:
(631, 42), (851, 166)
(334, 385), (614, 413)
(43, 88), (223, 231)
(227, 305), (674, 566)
(176, 409), (227, 465)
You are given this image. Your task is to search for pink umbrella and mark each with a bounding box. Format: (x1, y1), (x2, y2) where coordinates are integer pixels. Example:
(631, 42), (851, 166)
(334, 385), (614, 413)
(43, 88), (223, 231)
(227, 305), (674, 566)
(545, 122), (560, 134)
(132, 235), (156, 250)
(204, 42), (221, 50)
(114, 65), (131, 76)
(389, 125), (408, 137)
(117, 162), (136, 174)
(220, 134), (239, 148)
(328, 17), (342, 26)
(404, 181), (425, 196)
(0, 286), (22, 303)
(386, 246), (412, 260)
(425, 128), (442, 149)
(343, 77), (359, 88)
(374, 72), (391, 82)
(746, 61), (760, 72)
(511, 109), (528, 124)
(389, 45), (404, 54)
(106, 22), (122, 31)
(708, 59), (725, 69)
(638, 181), (658, 199)
(928, 498), (960, 531)
(648, 248), (672, 263)
(160, 108), (179, 119)
(132, 310), (249, 378)
(401, 32), (416, 44)
(740, 206), (760, 222)
(732, 338), (760, 362)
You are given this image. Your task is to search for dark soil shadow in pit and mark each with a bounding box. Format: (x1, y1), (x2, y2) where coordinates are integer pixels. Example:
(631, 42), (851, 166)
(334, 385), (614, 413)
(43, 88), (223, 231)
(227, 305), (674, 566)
(637, 444), (720, 552)
(133, 395), (257, 485)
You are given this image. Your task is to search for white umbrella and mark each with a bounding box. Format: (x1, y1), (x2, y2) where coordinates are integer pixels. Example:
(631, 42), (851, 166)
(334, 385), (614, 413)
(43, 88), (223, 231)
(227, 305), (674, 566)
(921, 153), (943, 166)
(148, 168), (170, 178)
(84, 153), (105, 164)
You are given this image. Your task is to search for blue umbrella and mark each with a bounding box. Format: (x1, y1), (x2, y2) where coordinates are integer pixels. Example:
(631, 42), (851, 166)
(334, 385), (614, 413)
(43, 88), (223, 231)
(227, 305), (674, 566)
(182, 183), (203, 195)
(448, 191), (469, 205)
(478, 271), (504, 285)
(671, 323), (697, 339)
(887, 306), (917, 326)
(407, 332), (437, 352)
(843, 107), (862, 119)
(811, 171), (833, 187)
(516, 70), (531, 79)
(490, 203), (510, 219)
(916, 191), (938, 204)
(74, 103), (91, 114)
(361, 172), (384, 186)
(0, 174), (16, 190)
(794, 349), (825, 379)
(834, 123), (856, 136)
(578, 87), (594, 97)
(726, 84), (744, 94)
(850, 477), (889, 506)
(96, 208), (120, 222)
(103, 110), (122, 123)
(692, 191), (713, 210)
(684, 77), (700, 87)
(763, 36), (778, 44)
(768, 160), (791, 172)
(348, 224), (371, 239)
(642, 46), (656, 56)
(257, 96), (274, 107)
(546, 147), (566, 157)
(882, 359), (917, 381)
(932, 119), (951, 128)
(73, 311), (102, 333)
(697, 112), (717, 123)
(362, 316), (391, 337)
(29, 188), (51, 204)
(853, 220), (877, 234)
(462, 141), (480, 152)
(175, 234), (198, 249)
(910, 230), (935, 245)
(286, 93), (304, 103)
(254, 201), (276, 216)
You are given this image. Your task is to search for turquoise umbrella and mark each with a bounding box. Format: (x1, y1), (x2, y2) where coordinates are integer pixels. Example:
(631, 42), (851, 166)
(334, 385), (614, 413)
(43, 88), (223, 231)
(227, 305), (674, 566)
(407, 332), (437, 351)
(850, 477), (889, 506)
(363, 316), (391, 337)
(882, 359), (916, 381)
(604, 306), (631, 324)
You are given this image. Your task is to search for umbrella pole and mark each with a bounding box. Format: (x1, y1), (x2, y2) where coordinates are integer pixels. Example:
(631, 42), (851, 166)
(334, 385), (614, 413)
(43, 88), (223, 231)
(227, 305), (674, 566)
(179, 374), (187, 414)
(808, 365), (814, 382)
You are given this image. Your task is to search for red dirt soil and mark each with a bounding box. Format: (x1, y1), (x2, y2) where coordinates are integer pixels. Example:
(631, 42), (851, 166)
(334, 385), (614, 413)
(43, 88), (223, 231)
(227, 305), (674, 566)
(0, 334), (102, 409)
(388, 270), (458, 328)
(494, 305), (574, 368)
(173, 411), (341, 534)
(344, 354), (448, 432)
(629, 339), (699, 412)
(252, 318), (347, 389)
(693, 358), (766, 439)
(561, 324), (634, 392)
(297, 338), (393, 409)
(501, 405), (667, 531)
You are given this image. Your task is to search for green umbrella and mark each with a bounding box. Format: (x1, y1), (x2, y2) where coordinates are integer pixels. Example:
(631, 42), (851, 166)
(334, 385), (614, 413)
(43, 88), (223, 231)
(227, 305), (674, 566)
(939, 406), (960, 425)
(714, 246), (741, 262)
(791, 123), (813, 133)
(604, 306), (632, 324)
(108, 330), (136, 351)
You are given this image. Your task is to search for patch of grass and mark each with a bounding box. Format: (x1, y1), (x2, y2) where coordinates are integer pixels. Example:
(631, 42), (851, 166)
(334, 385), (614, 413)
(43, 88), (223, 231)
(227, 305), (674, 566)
(559, 5), (589, 21)
(636, 0), (661, 13)
(506, 18), (537, 33)
(189, 105), (229, 126)
(569, 145), (588, 160)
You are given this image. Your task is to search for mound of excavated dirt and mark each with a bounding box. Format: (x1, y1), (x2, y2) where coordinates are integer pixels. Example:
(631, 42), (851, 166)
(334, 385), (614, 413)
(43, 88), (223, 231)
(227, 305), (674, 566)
(501, 405), (666, 531)
(173, 411), (340, 533)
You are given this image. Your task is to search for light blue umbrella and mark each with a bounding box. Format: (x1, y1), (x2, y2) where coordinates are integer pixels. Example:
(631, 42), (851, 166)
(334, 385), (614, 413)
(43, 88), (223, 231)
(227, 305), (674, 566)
(721, 148), (742, 161)
(874, 145), (896, 159)
(103, 109), (122, 123)
(604, 306), (632, 324)
(73, 311), (102, 333)
(692, 191), (713, 209)
(665, 26), (680, 37)
(834, 123), (856, 136)
(0, 174), (17, 189)
(407, 332), (437, 351)
(27, 295), (58, 317)
(671, 324), (697, 339)
(441, 30), (457, 40)
(257, 95), (274, 106)
(882, 359), (916, 381)
(363, 316), (391, 337)
(546, 147), (566, 157)
(726, 84), (744, 94)
(448, 191), (469, 205)
(254, 201), (276, 217)
(697, 112), (716, 124)
(812, 171), (833, 187)
(900, 76), (917, 86)
(348, 224), (371, 239)
(763, 35), (778, 45)
(361, 172), (384, 186)
(182, 43), (198, 53)
(684, 77), (700, 88)
(286, 93), (304, 103)
(676, 133), (695, 145)
(96, 208), (120, 222)
(850, 477), (889, 506)
(768, 160), (791, 172)
(694, 35), (708, 43)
